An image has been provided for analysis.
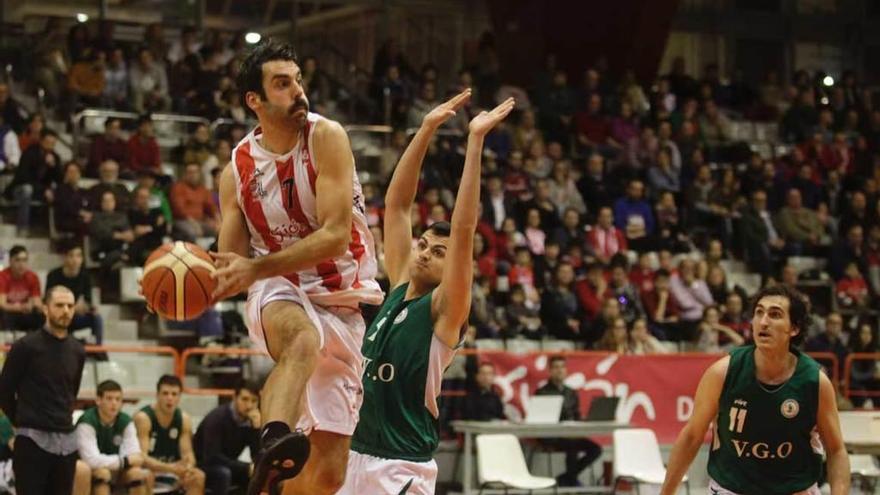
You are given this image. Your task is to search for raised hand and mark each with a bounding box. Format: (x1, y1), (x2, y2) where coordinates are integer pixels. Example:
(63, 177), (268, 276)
(468, 97), (515, 137)
(422, 88), (472, 130)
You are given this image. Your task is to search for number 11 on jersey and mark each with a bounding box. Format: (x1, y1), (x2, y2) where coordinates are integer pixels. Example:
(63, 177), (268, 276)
(729, 406), (747, 433)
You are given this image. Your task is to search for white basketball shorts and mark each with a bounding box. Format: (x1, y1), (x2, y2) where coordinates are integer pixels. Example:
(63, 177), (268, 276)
(338, 450), (437, 495)
(708, 477), (821, 495)
(245, 276), (365, 436)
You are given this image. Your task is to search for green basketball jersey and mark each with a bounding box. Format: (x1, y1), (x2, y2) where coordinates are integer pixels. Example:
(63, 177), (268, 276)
(708, 345), (824, 494)
(77, 407), (133, 455)
(140, 405), (183, 463)
(351, 283), (457, 462)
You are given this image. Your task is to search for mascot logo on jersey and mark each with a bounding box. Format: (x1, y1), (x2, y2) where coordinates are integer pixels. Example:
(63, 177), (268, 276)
(250, 168), (267, 198)
(780, 399), (799, 419)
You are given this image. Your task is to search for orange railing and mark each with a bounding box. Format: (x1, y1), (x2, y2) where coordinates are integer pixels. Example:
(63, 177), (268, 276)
(177, 347), (268, 397)
(843, 352), (880, 401)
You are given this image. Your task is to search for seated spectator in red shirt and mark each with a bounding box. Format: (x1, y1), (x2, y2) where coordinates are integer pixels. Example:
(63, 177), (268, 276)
(87, 118), (128, 178)
(629, 251), (655, 295)
(574, 93), (612, 153)
(586, 206), (627, 266)
(836, 262), (870, 310)
(574, 262), (609, 322)
(641, 268), (680, 340)
(508, 247), (540, 308)
(0, 245), (44, 332)
(719, 292), (750, 340)
(127, 115), (161, 177)
(503, 151), (531, 201)
(170, 163), (220, 242)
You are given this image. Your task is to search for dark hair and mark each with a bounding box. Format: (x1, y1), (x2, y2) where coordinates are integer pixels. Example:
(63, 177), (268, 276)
(234, 380), (261, 397)
(97, 380), (122, 397)
(104, 118), (120, 129)
(9, 245), (27, 259)
(426, 221), (451, 238)
(750, 284), (810, 347)
(40, 128), (57, 140)
(237, 39), (298, 116)
(655, 268), (670, 279)
(63, 243), (83, 255)
(156, 374), (182, 392)
(549, 355), (566, 366)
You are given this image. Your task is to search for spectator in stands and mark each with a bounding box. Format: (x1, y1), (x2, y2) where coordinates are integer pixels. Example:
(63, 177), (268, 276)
(127, 115), (162, 177)
(407, 81), (439, 130)
(470, 275), (500, 338)
(461, 363), (505, 421)
(720, 292), (750, 340)
(596, 316), (630, 353)
(538, 69), (576, 147)
(194, 381), (261, 495)
(739, 189), (786, 274)
(553, 208), (585, 251)
(774, 188), (823, 255)
(698, 100), (732, 150)
(608, 259), (644, 324)
(523, 208), (547, 255)
(128, 185), (167, 265)
(87, 118), (128, 177)
(66, 48), (105, 114)
(548, 162), (586, 216)
(102, 48), (128, 110)
(577, 153), (612, 215)
(52, 161), (93, 238)
(669, 258), (714, 331)
(535, 356), (602, 487)
(574, 262), (609, 323)
(613, 179), (654, 252)
(574, 93), (611, 157)
(46, 245), (103, 345)
(88, 159), (131, 211)
(848, 321), (880, 408)
(182, 123), (214, 169)
(587, 206), (627, 265)
(781, 89), (819, 143)
(518, 178), (560, 233)
(0, 82), (26, 133)
(840, 191), (871, 240)
(512, 109), (543, 152)
(18, 113), (43, 155)
(0, 114), (21, 172)
(829, 224), (867, 281)
(641, 268), (680, 338)
(167, 26), (202, 65)
(805, 312), (848, 378)
(130, 47), (170, 113)
(134, 375), (206, 495)
(170, 163), (220, 242)
(696, 305), (744, 352)
(75, 380), (150, 495)
(5, 129), (61, 235)
(836, 262), (870, 310)
(630, 317), (668, 355)
(647, 147), (681, 195)
(502, 284), (543, 340)
(0, 245), (43, 332)
(89, 190), (133, 270)
(0, 285), (85, 495)
(541, 262), (583, 341)
(481, 174), (511, 231)
(629, 251), (656, 294)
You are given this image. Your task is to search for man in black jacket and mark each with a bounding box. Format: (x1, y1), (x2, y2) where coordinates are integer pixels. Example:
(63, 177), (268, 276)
(0, 285), (86, 494)
(5, 129), (61, 235)
(194, 381), (261, 494)
(535, 356), (602, 487)
(461, 363), (505, 421)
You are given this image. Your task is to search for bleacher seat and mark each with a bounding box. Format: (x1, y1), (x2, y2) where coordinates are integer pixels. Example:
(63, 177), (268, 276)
(506, 339), (541, 354)
(120, 267), (145, 302)
(541, 339), (576, 352)
(475, 339), (504, 351)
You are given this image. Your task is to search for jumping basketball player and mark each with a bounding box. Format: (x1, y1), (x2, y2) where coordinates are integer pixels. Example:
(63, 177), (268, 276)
(211, 40), (383, 495)
(660, 285), (850, 495)
(338, 92), (515, 494)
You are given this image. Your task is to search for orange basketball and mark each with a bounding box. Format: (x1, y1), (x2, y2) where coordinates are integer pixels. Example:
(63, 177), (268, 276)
(141, 241), (217, 321)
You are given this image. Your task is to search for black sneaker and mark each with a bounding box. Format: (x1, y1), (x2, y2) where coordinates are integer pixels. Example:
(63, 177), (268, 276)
(246, 430), (310, 495)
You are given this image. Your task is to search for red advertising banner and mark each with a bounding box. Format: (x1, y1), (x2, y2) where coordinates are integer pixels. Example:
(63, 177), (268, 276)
(481, 352), (719, 443)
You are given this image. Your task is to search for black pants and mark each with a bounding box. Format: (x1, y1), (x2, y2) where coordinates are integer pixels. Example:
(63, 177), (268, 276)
(540, 438), (603, 484)
(12, 435), (77, 495)
(202, 463), (249, 494)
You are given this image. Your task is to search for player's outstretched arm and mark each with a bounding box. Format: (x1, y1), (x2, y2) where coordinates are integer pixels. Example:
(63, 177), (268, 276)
(660, 356), (728, 495)
(211, 119), (354, 300)
(384, 89), (471, 288)
(816, 372), (850, 495)
(432, 98), (515, 349)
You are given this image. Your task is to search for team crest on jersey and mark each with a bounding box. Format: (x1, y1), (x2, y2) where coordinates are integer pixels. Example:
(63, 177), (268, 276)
(113, 435), (122, 446)
(781, 399), (799, 418)
(169, 427), (179, 439)
(250, 168), (266, 198)
(394, 308), (409, 324)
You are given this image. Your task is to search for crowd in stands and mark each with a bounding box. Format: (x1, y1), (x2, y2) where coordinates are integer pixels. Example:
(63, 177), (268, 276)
(0, 21), (877, 390)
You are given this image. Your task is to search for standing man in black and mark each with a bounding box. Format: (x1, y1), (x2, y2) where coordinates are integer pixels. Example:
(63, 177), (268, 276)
(0, 285), (86, 494)
(461, 363), (506, 421)
(535, 356), (602, 487)
(194, 380), (261, 495)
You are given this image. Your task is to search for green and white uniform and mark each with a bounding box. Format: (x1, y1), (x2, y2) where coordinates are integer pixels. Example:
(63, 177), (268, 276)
(75, 407), (141, 470)
(340, 283), (458, 495)
(140, 405), (183, 463)
(708, 345), (824, 495)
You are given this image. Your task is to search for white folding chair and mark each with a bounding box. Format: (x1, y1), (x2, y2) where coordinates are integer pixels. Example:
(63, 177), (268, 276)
(850, 454), (880, 494)
(476, 433), (557, 494)
(613, 428), (689, 494)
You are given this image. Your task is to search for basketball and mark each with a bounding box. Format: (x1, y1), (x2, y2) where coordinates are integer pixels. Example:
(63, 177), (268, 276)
(141, 241), (217, 321)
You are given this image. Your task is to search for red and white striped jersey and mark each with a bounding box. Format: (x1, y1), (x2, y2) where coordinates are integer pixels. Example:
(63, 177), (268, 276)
(231, 112), (383, 308)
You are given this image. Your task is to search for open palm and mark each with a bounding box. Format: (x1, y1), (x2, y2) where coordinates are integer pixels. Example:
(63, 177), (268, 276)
(469, 97), (515, 136)
(422, 88), (472, 129)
